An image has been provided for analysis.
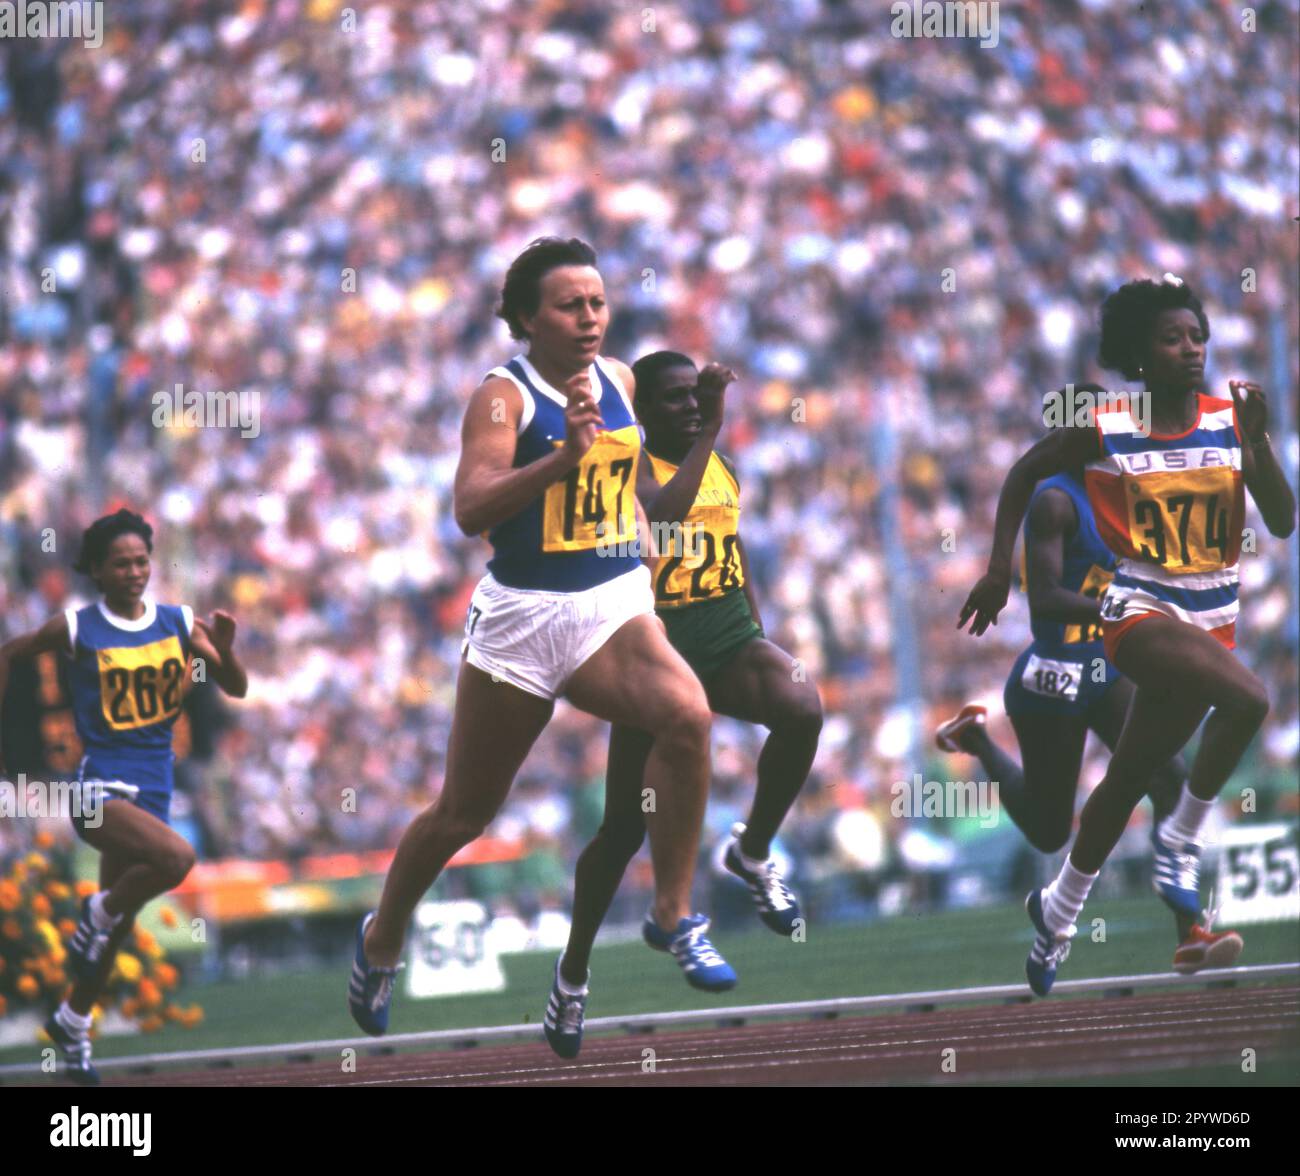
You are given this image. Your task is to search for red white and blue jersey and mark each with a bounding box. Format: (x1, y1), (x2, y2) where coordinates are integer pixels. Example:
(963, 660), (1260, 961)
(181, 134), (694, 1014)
(1084, 395), (1244, 646)
(483, 354), (643, 592)
(64, 599), (193, 759)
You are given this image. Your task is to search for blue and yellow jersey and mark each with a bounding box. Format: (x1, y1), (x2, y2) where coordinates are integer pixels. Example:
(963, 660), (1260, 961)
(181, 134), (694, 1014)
(646, 449), (744, 609)
(64, 599), (193, 759)
(1085, 394), (1244, 644)
(484, 355), (643, 592)
(1020, 471), (1115, 649)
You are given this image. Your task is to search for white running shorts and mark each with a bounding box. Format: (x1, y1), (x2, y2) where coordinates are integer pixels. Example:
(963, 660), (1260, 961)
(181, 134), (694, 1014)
(461, 564), (655, 700)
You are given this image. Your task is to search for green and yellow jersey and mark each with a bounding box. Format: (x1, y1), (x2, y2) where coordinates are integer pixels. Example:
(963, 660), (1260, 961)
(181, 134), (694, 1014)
(647, 450), (745, 609)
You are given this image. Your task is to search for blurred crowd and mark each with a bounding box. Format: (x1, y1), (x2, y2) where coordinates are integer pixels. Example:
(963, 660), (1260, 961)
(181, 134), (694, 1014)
(2, 1), (1297, 899)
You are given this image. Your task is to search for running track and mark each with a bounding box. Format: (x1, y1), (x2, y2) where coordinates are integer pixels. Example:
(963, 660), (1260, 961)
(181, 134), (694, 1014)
(105, 984), (1300, 1086)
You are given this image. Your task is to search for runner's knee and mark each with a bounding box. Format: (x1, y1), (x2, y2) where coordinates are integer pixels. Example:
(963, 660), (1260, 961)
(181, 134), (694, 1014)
(1226, 677), (1269, 731)
(650, 686), (712, 755)
(1026, 821), (1071, 856)
(778, 687), (823, 736)
(593, 819), (645, 862)
(430, 806), (492, 848)
(155, 841), (196, 888)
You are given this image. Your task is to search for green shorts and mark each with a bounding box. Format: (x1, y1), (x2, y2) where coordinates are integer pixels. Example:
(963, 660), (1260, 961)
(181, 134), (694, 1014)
(658, 589), (763, 682)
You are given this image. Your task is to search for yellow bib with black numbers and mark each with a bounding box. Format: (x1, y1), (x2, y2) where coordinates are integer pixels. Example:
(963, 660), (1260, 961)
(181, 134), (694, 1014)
(97, 637), (187, 731)
(540, 425), (642, 553)
(1121, 468), (1240, 574)
(648, 450), (744, 608)
(1063, 564), (1114, 645)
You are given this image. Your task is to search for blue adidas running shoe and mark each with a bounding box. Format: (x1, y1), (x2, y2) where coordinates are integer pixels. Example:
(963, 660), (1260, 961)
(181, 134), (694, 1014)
(1151, 821), (1203, 920)
(44, 1012), (100, 1086)
(643, 913), (737, 992)
(543, 958), (589, 1060)
(347, 912), (402, 1036)
(1025, 889), (1075, 998)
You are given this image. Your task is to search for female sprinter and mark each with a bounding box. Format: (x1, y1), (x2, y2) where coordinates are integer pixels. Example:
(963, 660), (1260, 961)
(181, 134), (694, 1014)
(937, 384), (1206, 960)
(348, 238), (731, 1037)
(959, 277), (1295, 995)
(0, 508), (247, 1081)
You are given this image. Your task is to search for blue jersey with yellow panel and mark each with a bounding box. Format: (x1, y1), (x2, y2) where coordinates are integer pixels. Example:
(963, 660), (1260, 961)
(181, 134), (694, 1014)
(1025, 472), (1116, 650)
(1006, 472), (1117, 718)
(64, 599), (192, 817)
(484, 355), (643, 592)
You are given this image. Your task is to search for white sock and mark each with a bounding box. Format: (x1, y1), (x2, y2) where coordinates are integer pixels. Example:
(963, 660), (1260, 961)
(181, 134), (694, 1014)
(732, 825), (769, 869)
(1042, 859), (1098, 933)
(1161, 785), (1214, 846)
(56, 1001), (93, 1032)
(89, 892), (121, 931)
(738, 845), (769, 871)
(556, 963), (588, 997)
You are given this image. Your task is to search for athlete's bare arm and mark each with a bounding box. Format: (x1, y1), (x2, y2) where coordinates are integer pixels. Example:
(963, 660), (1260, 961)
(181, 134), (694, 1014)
(453, 374), (600, 535)
(0, 614), (70, 772)
(959, 425), (1099, 635)
(190, 612), (249, 698)
(736, 534), (764, 631)
(1023, 489), (1104, 626)
(640, 364), (737, 526)
(1232, 380), (1297, 539)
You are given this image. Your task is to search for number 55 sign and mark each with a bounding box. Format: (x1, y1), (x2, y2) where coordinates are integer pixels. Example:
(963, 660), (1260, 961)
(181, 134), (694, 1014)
(1214, 823), (1299, 926)
(407, 900), (506, 998)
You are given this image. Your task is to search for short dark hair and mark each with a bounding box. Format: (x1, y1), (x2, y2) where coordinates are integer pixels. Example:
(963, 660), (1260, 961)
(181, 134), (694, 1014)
(74, 509), (153, 578)
(495, 237), (598, 341)
(1098, 277), (1210, 381)
(631, 351), (696, 404)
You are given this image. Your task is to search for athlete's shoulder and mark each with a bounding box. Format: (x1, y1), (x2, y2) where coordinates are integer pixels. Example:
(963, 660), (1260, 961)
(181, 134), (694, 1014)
(1094, 395), (1140, 430)
(1026, 480), (1077, 536)
(1198, 393), (1237, 429)
(599, 356), (636, 396)
(464, 369), (527, 432)
(156, 603), (194, 635)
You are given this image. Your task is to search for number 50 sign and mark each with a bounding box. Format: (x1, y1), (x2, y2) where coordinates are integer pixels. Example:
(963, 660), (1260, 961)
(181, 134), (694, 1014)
(406, 900), (506, 998)
(1214, 823), (1299, 926)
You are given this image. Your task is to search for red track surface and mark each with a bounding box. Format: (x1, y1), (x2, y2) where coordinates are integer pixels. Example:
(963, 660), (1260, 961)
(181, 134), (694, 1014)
(109, 984), (1300, 1087)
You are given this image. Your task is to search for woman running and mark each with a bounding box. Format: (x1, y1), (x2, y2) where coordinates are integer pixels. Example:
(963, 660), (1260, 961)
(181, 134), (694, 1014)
(0, 508), (247, 1082)
(348, 238), (731, 1037)
(937, 383), (1215, 962)
(959, 277), (1295, 995)
(544, 352), (824, 1058)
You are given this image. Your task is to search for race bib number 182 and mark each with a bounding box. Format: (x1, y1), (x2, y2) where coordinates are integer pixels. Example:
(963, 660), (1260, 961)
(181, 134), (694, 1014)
(1021, 654), (1081, 701)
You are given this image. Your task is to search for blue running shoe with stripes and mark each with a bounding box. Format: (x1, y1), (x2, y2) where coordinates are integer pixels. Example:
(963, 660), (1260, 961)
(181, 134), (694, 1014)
(543, 958), (589, 1060)
(1025, 889), (1075, 997)
(347, 912), (402, 1037)
(1151, 820), (1203, 920)
(44, 1011), (100, 1086)
(722, 823), (802, 935)
(643, 913), (737, 992)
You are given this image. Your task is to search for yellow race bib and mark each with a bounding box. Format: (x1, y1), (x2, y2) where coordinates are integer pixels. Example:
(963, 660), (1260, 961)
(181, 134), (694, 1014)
(540, 425), (641, 553)
(97, 637), (187, 731)
(649, 451), (744, 607)
(1124, 468), (1240, 574)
